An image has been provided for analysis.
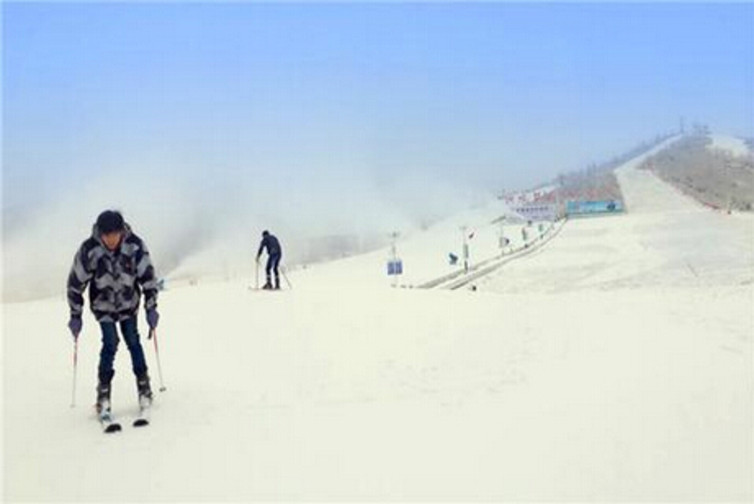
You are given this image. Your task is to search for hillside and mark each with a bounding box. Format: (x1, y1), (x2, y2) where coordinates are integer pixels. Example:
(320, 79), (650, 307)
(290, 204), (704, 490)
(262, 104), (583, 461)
(640, 134), (754, 211)
(4, 136), (752, 501)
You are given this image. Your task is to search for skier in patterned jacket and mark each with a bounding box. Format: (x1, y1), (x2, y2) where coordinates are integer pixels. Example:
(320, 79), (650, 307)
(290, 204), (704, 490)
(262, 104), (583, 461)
(66, 210), (160, 413)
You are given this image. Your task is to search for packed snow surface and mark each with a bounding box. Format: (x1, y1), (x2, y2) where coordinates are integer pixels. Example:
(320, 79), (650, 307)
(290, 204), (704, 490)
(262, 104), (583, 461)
(708, 133), (751, 158)
(4, 137), (753, 500)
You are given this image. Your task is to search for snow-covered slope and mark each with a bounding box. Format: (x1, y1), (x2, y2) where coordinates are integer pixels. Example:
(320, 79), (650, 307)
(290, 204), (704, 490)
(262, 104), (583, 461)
(4, 137), (753, 501)
(286, 201), (538, 291)
(707, 133), (752, 158)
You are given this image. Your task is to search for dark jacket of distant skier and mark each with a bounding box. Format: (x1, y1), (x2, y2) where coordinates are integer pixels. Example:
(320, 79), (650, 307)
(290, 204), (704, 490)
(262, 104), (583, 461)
(257, 230), (282, 289)
(67, 222), (159, 322)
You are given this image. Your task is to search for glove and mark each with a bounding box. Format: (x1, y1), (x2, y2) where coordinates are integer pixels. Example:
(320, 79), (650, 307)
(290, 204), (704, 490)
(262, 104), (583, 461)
(146, 308), (159, 330)
(68, 316), (82, 339)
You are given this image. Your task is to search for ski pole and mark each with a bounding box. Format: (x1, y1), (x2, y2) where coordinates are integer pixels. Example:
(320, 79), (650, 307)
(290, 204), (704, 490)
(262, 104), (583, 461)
(70, 338), (79, 408)
(150, 329), (167, 392)
(255, 258), (260, 290)
(280, 264), (293, 289)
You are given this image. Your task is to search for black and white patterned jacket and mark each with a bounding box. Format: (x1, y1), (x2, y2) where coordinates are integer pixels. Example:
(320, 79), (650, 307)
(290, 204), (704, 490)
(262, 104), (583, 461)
(67, 223), (158, 322)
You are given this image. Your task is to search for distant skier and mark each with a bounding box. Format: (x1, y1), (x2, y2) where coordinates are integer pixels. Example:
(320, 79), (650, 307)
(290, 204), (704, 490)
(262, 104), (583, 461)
(66, 210), (159, 415)
(256, 230), (283, 290)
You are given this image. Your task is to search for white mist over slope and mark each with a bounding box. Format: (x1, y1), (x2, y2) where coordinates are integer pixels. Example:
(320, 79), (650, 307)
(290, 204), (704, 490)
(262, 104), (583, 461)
(2, 162), (491, 301)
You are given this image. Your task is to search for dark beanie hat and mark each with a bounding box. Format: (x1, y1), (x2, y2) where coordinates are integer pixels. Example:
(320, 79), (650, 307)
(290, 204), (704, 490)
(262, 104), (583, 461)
(96, 210), (125, 234)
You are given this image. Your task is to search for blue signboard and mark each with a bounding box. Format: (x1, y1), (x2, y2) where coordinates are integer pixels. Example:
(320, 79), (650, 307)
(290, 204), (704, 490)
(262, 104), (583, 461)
(566, 200), (624, 216)
(387, 260), (403, 276)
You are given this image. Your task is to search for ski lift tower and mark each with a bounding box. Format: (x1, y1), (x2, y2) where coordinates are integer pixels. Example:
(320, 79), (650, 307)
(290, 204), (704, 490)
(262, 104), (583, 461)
(497, 217), (507, 256)
(460, 225), (469, 273)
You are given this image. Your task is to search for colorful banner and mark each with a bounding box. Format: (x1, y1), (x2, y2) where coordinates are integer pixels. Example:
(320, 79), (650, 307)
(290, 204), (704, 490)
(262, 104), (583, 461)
(566, 200), (624, 216)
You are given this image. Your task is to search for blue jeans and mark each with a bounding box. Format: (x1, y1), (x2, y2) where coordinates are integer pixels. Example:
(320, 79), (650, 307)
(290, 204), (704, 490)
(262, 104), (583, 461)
(266, 253), (281, 284)
(98, 317), (147, 384)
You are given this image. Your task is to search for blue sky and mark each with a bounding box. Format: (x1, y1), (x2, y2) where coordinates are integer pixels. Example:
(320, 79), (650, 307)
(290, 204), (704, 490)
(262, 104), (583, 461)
(3, 2), (753, 228)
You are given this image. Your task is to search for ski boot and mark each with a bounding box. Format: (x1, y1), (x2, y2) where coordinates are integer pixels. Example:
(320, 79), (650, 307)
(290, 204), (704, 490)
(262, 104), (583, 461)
(96, 381), (122, 432)
(274, 277), (281, 290)
(136, 374), (153, 408)
(95, 381), (112, 415)
(262, 279), (273, 290)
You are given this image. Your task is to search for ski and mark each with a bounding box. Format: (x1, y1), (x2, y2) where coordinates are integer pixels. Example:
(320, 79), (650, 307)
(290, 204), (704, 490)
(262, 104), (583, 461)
(133, 396), (151, 427)
(133, 408), (150, 427)
(99, 409), (122, 433)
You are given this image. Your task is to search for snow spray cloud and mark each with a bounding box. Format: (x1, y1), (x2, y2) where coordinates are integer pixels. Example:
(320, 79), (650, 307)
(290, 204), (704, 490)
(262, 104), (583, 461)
(2, 166), (216, 302)
(2, 153), (491, 301)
